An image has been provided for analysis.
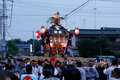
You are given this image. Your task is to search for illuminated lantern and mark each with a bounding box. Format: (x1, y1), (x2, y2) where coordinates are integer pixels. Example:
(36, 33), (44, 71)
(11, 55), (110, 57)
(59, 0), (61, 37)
(67, 32), (69, 35)
(36, 31), (40, 38)
(50, 43), (53, 47)
(75, 28), (79, 35)
(62, 43), (66, 47)
(40, 27), (45, 34)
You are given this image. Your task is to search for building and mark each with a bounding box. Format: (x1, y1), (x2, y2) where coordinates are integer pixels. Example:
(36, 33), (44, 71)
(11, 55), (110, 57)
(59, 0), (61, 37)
(68, 27), (120, 57)
(15, 44), (32, 56)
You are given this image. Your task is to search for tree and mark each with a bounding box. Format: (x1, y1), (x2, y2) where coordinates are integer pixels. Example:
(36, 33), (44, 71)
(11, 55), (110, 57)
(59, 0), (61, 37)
(6, 40), (19, 55)
(95, 35), (110, 55)
(12, 39), (26, 44)
(113, 51), (120, 59)
(78, 38), (96, 57)
(26, 39), (42, 52)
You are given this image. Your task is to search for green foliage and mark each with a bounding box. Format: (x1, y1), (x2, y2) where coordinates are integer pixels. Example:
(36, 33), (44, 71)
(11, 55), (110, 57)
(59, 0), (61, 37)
(102, 49), (113, 55)
(6, 40), (19, 55)
(33, 53), (42, 56)
(26, 39), (42, 52)
(12, 39), (25, 44)
(74, 55), (79, 57)
(95, 35), (110, 55)
(113, 51), (120, 58)
(78, 38), (96, 57)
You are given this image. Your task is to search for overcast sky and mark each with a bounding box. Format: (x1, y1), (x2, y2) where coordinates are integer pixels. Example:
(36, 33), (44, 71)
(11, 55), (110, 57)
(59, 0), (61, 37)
(2, 0), (120, 41)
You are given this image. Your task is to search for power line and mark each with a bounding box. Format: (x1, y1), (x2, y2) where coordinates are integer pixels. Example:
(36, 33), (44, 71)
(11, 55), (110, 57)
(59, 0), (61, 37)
(8, 29), (33, 32)
(64, 0), (93, 19)
(14, 1), (77, 9)
(14, 0), (77, 7)
(6, 30), (12, 39)
(97, 0), (120, 2)
(12, 19), (35, 29)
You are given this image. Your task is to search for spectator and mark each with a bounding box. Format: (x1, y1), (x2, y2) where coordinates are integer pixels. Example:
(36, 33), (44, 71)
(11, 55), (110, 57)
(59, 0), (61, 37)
(0, 71), (11, 80)
(82, 61), (99, 80)
(64, 67), (81, 80)
(103, 59), (118, 80)
(21, 65), (38, 80)
(0, 62), (6, 71)
(19, 63), (26, 77)
(76, 61), (86, 80)
(118, 61), (120, 68)
(112, 68), (120, 80)
(32, 60), (38, 79)
(55, 61), (62, 78)
(42, 64), (59, 80)
(6, 59), (12, 70)
(5, 64), (19, 80)
(60, 62), (67, 80)
(24, 58), (30, 66)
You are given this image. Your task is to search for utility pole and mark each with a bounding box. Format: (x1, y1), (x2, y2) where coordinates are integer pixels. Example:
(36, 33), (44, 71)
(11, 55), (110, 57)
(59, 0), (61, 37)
(82, 19), (86, 29)
(94, 0), (97, 29)
(2, 0), (7, 58)
(0, 7), (2, 39)
(33, 31), (35, 54)
(3, 0), (6, 39)
(0, 6), (2, 52)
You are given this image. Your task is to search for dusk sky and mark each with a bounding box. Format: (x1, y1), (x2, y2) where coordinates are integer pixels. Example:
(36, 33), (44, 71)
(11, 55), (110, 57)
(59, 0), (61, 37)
(2, 0), (120, 41)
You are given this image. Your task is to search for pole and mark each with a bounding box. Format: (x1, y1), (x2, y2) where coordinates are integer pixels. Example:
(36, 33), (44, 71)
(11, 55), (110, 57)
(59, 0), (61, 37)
(3, 0), (6, 39)
(33, 31), (35, 54)
(94, 0), (97, 29)
(2, 0), (6, 58)
(0, 8), (2, 39)
(83, 19), (86, 29)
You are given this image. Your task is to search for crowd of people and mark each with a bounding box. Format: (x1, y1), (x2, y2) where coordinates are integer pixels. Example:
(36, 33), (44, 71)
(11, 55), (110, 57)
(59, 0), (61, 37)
(0, 55), (120, 80)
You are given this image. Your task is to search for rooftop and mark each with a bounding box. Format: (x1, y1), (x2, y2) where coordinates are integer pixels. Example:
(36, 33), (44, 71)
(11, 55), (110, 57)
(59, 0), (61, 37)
(15, 44), (31, 47)
(78, 28), (120, 35)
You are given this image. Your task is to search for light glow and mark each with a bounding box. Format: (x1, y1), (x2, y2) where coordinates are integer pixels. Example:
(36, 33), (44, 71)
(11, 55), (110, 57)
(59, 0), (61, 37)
(75, 28), (79, 35)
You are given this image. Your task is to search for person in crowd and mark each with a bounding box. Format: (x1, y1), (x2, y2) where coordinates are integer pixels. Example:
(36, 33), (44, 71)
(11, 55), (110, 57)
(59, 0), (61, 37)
(0, 62), (6, 71)
(111, 68), (120, 80)
(76, 61), (86, 80)
(60, 62), (67, 80)
(118, 61), (120, 68)
(64, 67), (81, 80)
(103, 59), (118, 80)
(5, 64), (19, 80)
(42, 64), (60, 80)
(82, 61), (99, 80)
(19, 62), (26, 78)
(15, 59), (22, 73)
(0, 70), (11, 80)
(6, 59), (12, 71)
(96, 62), (107, 80)
(5, 56), (14, 64)
(24, 58), (30, 66)
(38, 60), (44, 80)
(13, 58), (18, 70)
(55, 61), (62, 78)
(32, 60), (38, 79)
(21, 65), (38, 80)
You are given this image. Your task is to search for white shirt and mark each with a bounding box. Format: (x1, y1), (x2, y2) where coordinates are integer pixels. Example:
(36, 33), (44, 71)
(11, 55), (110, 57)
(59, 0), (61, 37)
(77, 67), (86, 80)
(38, 66), (44, 80)
(103, 66), (117, 80)
(118, 65), (120, 68)
(32, 66), (38, 78)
